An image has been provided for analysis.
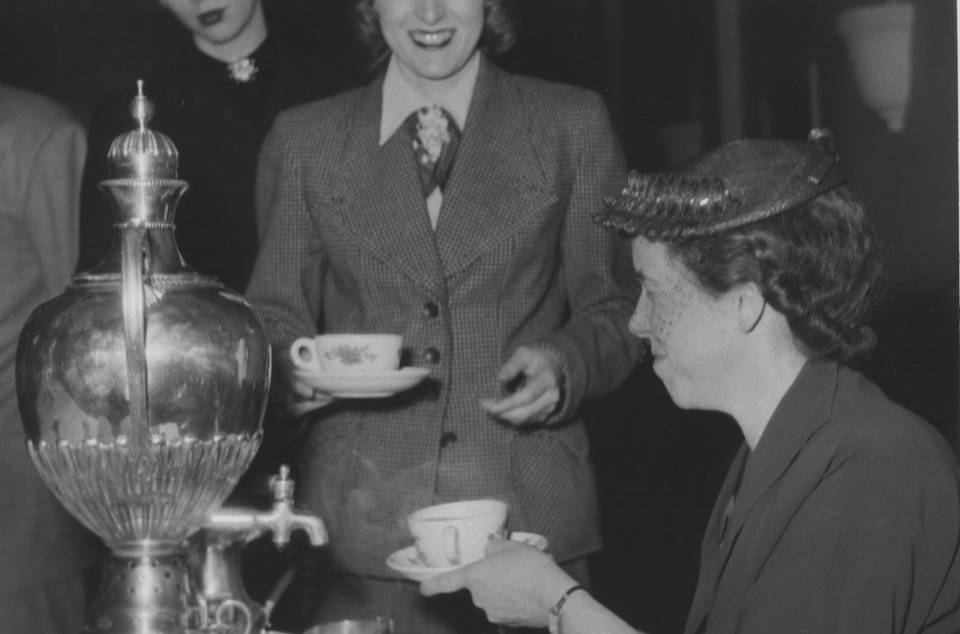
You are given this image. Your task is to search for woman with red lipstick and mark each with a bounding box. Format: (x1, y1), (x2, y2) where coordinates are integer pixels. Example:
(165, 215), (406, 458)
(78, 0), (354, 292)
(419, 132), (960, 634)
(245, 0), (643, 631)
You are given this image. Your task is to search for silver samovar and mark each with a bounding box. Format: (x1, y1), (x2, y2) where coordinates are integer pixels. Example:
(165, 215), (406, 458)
(15, 82), (283, 633)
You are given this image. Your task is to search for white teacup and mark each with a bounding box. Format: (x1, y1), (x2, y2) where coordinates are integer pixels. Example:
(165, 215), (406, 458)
(408, 499), (508, 568)
(290, 334), (402, 374)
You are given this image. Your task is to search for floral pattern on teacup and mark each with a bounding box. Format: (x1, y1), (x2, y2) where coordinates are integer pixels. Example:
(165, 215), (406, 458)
(322, 344), (378, 366)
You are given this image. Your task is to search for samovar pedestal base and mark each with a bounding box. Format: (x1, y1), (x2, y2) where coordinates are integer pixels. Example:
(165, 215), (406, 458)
(84, 542), (202, 634)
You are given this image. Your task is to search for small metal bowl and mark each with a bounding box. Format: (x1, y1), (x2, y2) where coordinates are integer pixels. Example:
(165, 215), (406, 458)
(303, 616), (394, 634)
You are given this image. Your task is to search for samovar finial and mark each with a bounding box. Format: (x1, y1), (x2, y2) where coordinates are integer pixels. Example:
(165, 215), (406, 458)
(107, 79), (179, 181)
(132, 79), (152, 129)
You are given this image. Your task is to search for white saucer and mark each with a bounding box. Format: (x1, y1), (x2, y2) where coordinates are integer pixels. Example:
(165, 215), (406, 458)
(297, 367), (430, 398)
(386, 532), (549, 582)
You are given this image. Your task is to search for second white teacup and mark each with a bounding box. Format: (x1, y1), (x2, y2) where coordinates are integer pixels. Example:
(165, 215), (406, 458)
(290, 334), (402, 374)
(408, 499), (508, 568)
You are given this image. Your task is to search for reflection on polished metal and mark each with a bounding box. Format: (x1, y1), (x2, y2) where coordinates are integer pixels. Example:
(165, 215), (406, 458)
(304, 618), (394, 634)
(192, 466), (328, 634)
(16, 81), (270, 633)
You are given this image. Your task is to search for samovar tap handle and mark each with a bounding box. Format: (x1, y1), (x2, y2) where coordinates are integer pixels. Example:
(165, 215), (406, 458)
(214, 598), (253, 634)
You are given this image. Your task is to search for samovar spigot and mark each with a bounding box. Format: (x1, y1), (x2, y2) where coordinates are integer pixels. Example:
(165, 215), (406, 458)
(206, 465), (327, 547)
(191, 467), (325, 634)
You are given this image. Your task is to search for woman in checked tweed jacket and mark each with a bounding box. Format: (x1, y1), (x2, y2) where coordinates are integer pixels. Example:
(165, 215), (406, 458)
(245, 0), (643, 630)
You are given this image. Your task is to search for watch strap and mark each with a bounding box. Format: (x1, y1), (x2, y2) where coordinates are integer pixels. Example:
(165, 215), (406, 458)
(547, 584), (585, 634)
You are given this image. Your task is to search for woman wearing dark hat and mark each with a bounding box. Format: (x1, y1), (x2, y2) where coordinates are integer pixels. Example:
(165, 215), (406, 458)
(421, 131), (960, 634)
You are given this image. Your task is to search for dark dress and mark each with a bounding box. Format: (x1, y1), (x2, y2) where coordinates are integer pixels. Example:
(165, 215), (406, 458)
(686, 360), (960, 634)
(78, 37), (354, 292)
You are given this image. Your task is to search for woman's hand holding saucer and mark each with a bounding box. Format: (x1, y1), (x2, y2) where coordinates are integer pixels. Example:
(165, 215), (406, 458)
(281, 350), (335, 416)
(420, 538), (575, 629)
(288, 373), (335, 415)
(479, 346), (564, 425)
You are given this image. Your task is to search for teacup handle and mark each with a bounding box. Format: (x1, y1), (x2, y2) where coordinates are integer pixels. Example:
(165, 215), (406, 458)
(442, 525), (461, 566)
(290, 337), (319, 370)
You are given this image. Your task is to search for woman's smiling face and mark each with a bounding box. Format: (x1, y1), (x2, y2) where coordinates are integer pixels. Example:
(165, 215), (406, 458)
(375, 0), (485, 88)
(629, 237), (734, 411)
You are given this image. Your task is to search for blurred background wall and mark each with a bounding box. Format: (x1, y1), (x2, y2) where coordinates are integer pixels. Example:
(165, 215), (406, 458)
(1, 0), (955, 632)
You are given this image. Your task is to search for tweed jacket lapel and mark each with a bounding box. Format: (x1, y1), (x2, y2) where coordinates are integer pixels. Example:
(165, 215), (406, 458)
(332, 76), (447, 295)
(435, 58), (558, 277)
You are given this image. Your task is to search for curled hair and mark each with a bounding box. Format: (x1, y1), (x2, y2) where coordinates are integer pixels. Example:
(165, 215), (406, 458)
(353, 0), (517, 72)
(667, 188), (885, 362)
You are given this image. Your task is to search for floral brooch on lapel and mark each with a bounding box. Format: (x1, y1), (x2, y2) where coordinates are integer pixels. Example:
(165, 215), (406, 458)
(412, 105), (452, 164)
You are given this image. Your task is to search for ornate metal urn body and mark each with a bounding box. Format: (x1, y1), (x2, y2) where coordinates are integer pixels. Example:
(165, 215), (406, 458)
(15, 83), (271, 633)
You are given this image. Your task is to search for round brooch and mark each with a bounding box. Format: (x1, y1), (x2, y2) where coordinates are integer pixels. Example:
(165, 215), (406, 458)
(227, 57), (259, 84)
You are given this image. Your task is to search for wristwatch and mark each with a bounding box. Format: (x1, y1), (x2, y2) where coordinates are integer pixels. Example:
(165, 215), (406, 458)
(547, 584), (584, 634)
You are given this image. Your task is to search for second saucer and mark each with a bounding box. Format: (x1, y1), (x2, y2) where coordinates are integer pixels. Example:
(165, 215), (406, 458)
(386, 532), (549, 582)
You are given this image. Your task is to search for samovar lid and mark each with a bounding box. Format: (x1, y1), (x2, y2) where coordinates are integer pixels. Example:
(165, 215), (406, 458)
(107, 80), (179, 180)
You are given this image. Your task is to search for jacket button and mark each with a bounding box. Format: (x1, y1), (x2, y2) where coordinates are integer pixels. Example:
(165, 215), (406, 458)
(423, 301), (439, 318)
(439, 431), (458, 448)
(424, 382), (441, 401)
(424, 347), (440, 364)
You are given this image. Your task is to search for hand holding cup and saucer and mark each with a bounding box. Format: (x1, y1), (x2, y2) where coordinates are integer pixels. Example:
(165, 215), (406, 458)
(386, 499), (549, 582)
(289, 334), (430, 399)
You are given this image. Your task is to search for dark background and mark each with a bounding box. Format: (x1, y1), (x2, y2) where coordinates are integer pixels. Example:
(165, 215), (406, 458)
(1, 0), (956, 632)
